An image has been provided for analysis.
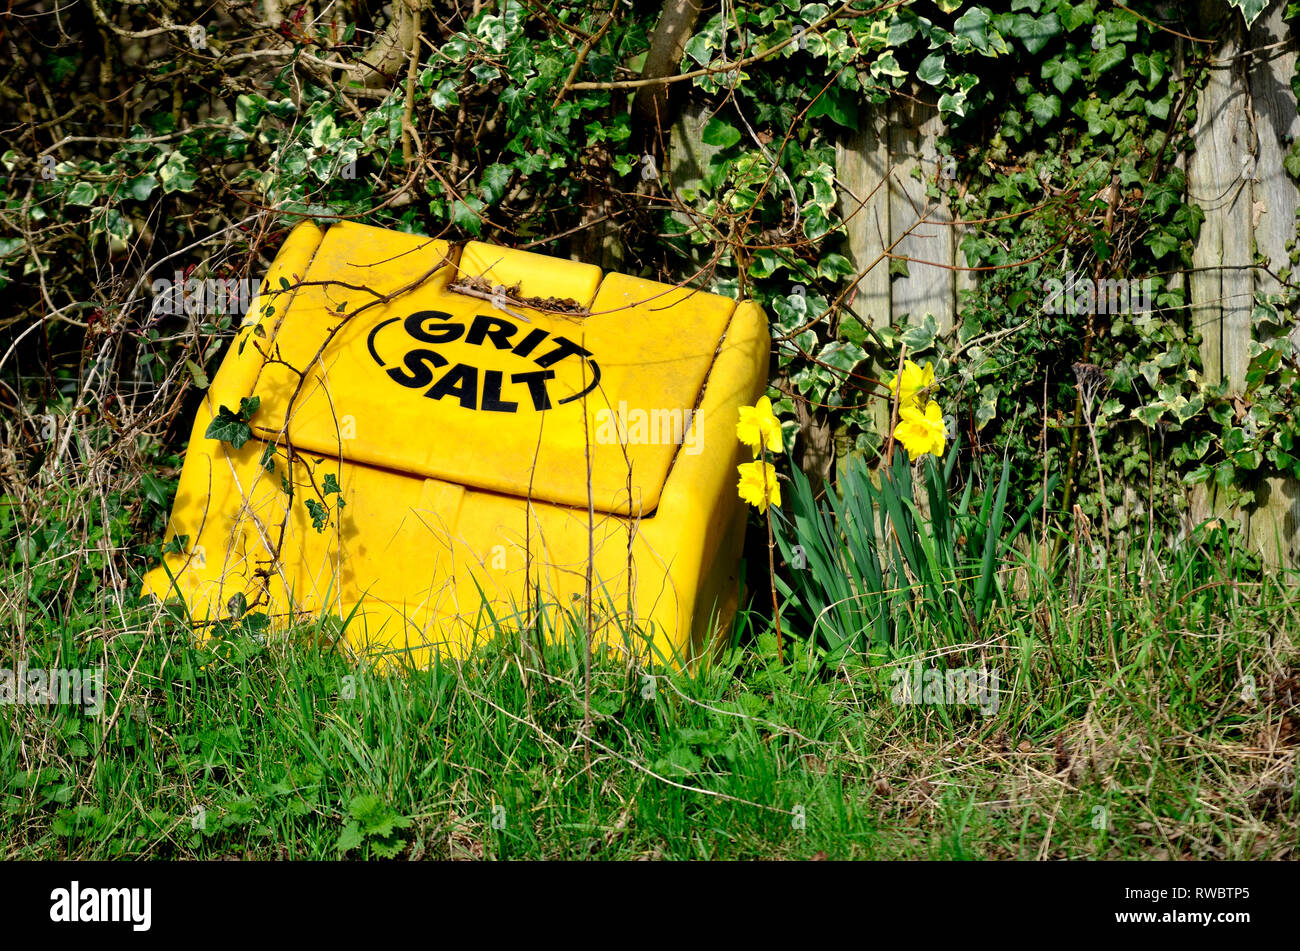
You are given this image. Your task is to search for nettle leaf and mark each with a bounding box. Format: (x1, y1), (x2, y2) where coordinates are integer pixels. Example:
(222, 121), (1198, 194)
(336, 822), (363, 854)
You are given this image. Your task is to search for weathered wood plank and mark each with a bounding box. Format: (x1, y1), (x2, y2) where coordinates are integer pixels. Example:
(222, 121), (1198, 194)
(835, 108), (892, 442)
(1188, 27), (1254, 393)
(1246, 4), (1300, 569)
(887, 92), (955, 335)
(665, 100), (724, 281)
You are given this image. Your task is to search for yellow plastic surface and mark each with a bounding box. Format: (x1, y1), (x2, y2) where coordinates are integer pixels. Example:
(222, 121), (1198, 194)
(142, 221), (769, 667)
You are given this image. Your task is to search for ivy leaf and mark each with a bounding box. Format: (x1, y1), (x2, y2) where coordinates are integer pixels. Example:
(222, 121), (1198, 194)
(817, 340), (867, 373)
(431, 79), (460, 111)
(127, 174), (158, 202)
(1145, 230), (1181, 259)
(322, 473), (341, 496)
(1041, 57), (1081, 94)
(1026, 92), (1061, 125)
(451, 196), (485, 236)
(67, 181), (98, 206)
(479, 163), (513, 204)
(975, 385), (999, 429)
(953, 8), (992, 52)
(205, 398), (260, 450)
(1090, 44), (1126, 75)
(140, 473), (171, 508)
(807, 85), (859, 130)
(900, 312), (938, 352)
(1132, 51), (1166, 89)
(159, 152), (197, 193)
(1227, 0), (1269, 27)
(1133, 403), (1164, 427)
(1145, 95), (1171, 121)
(701, 117), (742, 148)
(1010, 12), (1060, 55)
(937, 90), (969, 117)
(305, 498), (329, 532)
(916, 52), (947, 86)
(886, 16), (919, 47)
(817, 253), (856, 280)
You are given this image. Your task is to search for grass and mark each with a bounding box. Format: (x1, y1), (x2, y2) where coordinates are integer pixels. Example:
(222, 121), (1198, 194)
(2, 526), (1298, 860)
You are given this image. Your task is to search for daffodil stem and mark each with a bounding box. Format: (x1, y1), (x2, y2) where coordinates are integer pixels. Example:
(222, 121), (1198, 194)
(763, 450), (783, 665)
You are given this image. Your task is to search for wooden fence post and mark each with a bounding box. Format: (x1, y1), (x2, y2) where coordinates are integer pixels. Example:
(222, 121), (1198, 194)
(1245, 3), (1300, 568)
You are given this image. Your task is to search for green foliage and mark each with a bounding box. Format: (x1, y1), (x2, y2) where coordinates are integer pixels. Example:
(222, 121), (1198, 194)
(2, 526), (1297, 860)
(774, 440), (1056, 655)
(337, 795), (412, 858)
(204, 396), (261, 450)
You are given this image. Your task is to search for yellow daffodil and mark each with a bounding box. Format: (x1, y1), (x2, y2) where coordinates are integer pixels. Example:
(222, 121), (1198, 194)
(736, 396), (783, 457)
(737, 460), (781, 513)
(894, 399), (946, 458)
(887, 360), (935, 409)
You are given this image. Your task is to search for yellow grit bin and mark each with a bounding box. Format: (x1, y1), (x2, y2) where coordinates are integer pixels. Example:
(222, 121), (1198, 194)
(142, 221), (770, 668)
